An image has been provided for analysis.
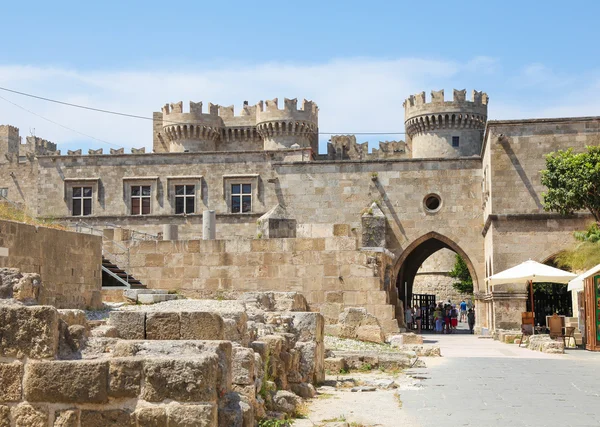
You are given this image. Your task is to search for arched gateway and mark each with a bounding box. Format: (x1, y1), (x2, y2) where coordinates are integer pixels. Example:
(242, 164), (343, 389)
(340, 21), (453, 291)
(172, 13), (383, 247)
(394, 232), (479, 308)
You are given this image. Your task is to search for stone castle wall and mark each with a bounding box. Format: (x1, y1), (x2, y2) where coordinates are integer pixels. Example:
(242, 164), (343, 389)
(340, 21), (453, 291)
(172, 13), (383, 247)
(412, 248), (471, 303)
(0, 219), (102, 309)
(0, 153), (487, 293)
(105, 235), (401, 334)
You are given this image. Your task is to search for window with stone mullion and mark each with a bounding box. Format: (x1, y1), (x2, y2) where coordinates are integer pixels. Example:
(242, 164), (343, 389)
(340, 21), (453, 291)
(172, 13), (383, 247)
(131, 185), (151, 215)
(175, 184), (195, 214)
(231, 183), (252, 213)
(72, 186), (92, 216)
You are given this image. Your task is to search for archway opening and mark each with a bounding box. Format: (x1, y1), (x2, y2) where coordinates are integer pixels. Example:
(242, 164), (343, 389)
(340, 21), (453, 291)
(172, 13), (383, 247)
(395, 232), (478, 333)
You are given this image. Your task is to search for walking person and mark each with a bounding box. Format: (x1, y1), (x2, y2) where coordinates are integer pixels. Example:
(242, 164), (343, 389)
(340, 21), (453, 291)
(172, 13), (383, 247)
(414, 304), (422, 334)
(405, 304), (413, 330)
(434, 304), (443, 333)
(467, 308), (476, 334)
(444, 305), (452, 334)
(459, 300), (468, 322)
(451, 304), (458, 332)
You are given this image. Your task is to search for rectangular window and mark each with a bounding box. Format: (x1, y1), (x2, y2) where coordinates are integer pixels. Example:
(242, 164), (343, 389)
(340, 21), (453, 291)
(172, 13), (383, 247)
(131, 185), (151, 215)
(72, 186), (92, 216)
(231, 183), (252, 213)
(175, 184), (195, 214)
(452, 136), (460, 147)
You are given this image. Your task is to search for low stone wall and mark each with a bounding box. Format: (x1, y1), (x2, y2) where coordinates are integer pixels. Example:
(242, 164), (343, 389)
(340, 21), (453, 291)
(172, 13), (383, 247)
(0, 292), (326, 426)
(0, 220), (102, 309)
(105, 237), (400, 334)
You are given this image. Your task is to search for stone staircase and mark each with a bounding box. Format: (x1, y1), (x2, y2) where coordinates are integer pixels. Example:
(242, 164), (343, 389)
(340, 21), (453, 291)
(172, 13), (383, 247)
(101, 256), (145, 289)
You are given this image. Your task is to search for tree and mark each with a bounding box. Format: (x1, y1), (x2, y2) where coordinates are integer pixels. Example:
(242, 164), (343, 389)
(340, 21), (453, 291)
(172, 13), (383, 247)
(541, 146), (600, 224)
(448, 254), (473, 294)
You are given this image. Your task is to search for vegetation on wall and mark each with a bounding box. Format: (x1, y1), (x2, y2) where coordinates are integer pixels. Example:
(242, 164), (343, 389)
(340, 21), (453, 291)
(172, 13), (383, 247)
(0, 201), (65, 230)
(448, 254), (473, 294)
(540, 146), (600, 271)
(554, 223), (600, 272)
(541, 146), (600, 225)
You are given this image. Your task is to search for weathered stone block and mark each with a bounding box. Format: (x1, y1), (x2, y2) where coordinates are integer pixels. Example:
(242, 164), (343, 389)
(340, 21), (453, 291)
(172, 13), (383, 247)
(291, 312), (324, 342)
(57, 309), (88, 328)
(324, 357), (347, 373)
(356, 325), (385, 343)
(54, 410), (79, 427)
(24, 360), (108, 403)
(0, 305), (59, 359)
(146, 312), (180, 340)
(142, 356), (219, 402)
(0, 405), (9, 427)
(232, 346), (255, 385)
(91, 325), (119, 338)
(290, 382), (317, 398)
(80, 410), (133, 427)
(135, 407), (167, 427)
(167, 404), (217, 427)
(109, 311), (146, 340)
(11, 404), (48, 427)
(179, 312), (224, 340)
(271, 390), (301, 415)
(109, 358), (142, 398)
(0, 361), (22, 402)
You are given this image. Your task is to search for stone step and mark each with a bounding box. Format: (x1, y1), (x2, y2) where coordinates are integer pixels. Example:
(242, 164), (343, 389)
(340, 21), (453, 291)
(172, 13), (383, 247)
(137, 293), (179, 304)
(123, 289), (170, 302)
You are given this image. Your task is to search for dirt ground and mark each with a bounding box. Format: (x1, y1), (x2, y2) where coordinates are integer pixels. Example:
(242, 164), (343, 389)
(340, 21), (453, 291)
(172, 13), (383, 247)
(293, 364), (437, 427)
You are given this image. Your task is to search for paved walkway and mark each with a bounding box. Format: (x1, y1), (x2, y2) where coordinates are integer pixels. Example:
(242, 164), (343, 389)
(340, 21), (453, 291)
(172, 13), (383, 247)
(400, 325), (600, 427)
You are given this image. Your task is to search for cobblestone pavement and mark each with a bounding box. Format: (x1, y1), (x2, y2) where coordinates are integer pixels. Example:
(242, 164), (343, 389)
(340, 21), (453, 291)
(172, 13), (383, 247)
(400, 328), (600, 427)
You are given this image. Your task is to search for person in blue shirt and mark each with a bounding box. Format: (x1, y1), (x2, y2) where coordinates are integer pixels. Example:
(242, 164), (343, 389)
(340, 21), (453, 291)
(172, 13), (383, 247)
(459, 300), (468, 322)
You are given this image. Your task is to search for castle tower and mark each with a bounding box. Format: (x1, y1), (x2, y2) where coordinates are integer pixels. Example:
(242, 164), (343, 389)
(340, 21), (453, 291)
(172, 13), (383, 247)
(256, 98), (318, 151)
(403, 89), (488, 158)
(0, 125), (21, 163)
(158, 101), (224, 152)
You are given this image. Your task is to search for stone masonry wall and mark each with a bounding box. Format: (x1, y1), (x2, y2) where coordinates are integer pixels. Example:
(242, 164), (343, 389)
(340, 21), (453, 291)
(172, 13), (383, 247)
(0, 220), (102, 309)
(106, 237), (400, 334)
(413, 248), (471, 302)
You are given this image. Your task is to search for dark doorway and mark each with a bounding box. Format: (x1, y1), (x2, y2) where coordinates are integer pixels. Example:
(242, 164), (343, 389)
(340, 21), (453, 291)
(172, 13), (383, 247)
(526, 283), (573, 327)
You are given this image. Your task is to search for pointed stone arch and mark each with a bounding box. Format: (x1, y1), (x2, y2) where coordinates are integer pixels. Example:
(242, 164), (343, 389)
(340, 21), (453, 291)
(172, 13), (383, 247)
(394, 231), (479, 303)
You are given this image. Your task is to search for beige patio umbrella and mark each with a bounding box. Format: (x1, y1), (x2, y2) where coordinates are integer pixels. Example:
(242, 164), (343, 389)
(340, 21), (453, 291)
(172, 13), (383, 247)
(487, 259), (577, 313)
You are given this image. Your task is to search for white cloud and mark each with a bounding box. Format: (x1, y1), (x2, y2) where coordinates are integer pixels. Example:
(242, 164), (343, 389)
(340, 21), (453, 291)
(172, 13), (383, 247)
(0, 57), (598, 153)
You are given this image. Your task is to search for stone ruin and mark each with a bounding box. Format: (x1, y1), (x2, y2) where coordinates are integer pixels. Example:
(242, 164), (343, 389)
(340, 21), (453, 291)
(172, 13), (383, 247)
(0, 267), (325, 427)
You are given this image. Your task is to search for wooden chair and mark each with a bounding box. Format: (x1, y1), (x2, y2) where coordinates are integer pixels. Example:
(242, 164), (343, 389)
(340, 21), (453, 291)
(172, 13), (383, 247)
(518, 324), (534, 347)
(564, 326), (576, 348)
(548, 313), (565, 342)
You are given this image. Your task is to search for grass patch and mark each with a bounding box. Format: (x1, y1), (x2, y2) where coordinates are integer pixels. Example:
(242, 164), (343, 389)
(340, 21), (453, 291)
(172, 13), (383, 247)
(358, 363), (372, 372)
(322, 415), (347, 422)
(316, 393), (335, 399)
(294, 401), (310, 419)
(555, 241), (600, 271)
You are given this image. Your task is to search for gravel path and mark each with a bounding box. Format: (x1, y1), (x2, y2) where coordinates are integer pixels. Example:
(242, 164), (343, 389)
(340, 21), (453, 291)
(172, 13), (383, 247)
(295, 371), (422, 427)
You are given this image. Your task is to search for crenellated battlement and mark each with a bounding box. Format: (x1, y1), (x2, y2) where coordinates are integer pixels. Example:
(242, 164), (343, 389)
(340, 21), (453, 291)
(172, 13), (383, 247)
(404, 89), (488, 121)
(23, 136), (58, 156)
(327, 136), (409, 160)
(403, 89), (488, 141)
(256, 98), (318, 125)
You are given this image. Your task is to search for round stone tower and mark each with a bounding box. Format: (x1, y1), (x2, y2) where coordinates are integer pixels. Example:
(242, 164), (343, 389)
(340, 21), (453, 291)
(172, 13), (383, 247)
(161, 101), (223, 152)
(256, 98), (319, 151)
(403, 89), (488, 158)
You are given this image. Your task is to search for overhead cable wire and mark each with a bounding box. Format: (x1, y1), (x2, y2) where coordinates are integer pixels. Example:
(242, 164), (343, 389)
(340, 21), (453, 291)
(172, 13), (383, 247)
(0, 94), (120, 147)
(0, 86), (406, 135)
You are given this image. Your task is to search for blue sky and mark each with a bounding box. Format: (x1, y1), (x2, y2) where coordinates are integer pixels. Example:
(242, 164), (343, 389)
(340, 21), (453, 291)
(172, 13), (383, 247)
(1, 0), (599, 153)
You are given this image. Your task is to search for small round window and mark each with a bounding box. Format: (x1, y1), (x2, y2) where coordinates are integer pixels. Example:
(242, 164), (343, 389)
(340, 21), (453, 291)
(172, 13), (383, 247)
(424, 194), (442, 213)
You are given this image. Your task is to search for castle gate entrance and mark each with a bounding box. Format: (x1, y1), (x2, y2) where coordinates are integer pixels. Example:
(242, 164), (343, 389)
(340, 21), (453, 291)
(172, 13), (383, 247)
(394, 232), (479, 328)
